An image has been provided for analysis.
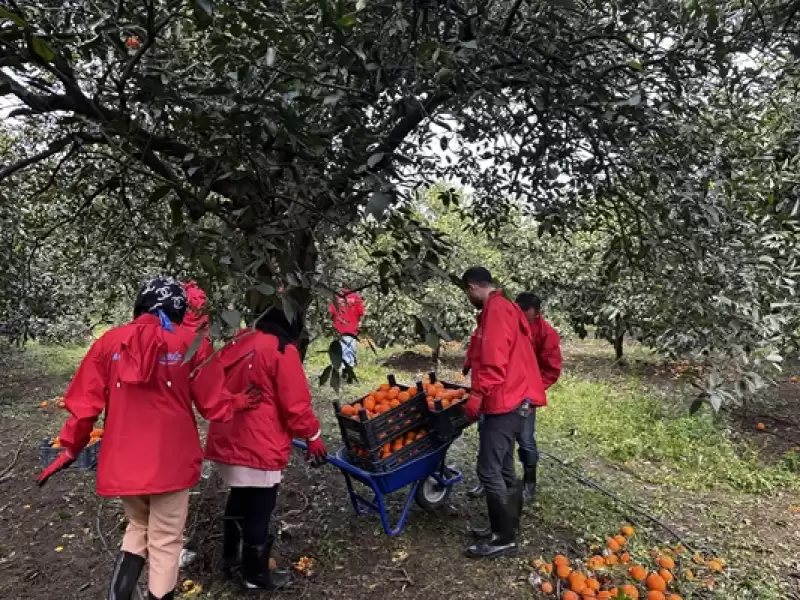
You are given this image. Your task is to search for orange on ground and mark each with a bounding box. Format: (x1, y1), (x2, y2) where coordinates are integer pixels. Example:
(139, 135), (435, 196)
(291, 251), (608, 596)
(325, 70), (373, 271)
(556, 564), (572, 579)
(554, 554), (569, 567)
(597, 593), (612, 600)
(621, 524), (635, 536)
(614, 535), (627, 547)
(755, 422), (766, 431)
(659, 569), (674, 583)
(39, 401), (48, 408)
(657, 557), (675, 570)
(586, 578), (600, 592)
(629, 565), (647, 581)
(646, 573), (667, 592)
(620, 552), (631, 563)
(607, 537), (622, 552)
(707, 560), (724, 573)
(647, 593), (665, 600)
(541, 581), (554, 594)
(621, 584), (640, 599)
(562, 592), (580, 600)
(605, 554), (619, 566)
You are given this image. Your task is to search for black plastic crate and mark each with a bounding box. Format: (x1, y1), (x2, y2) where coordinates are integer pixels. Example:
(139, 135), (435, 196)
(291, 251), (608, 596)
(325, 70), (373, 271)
(347, 433), (436, 473)
(425, 371), (472, 442)
(38, 439), (101, 471)
(334, 374), (428, 452)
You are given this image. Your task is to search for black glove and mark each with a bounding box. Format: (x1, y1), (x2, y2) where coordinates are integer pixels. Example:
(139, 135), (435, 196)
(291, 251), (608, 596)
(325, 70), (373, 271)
(462, 365), (471, 376)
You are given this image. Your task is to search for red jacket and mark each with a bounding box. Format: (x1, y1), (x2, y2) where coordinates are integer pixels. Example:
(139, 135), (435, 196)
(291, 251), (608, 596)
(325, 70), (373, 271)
(182, 280), (208, 331)
(328, 290), (364, 336)
(58, 314), (238, 497)
(205, 330), (321, 471)
(469, 291), (546, 413)
(530, 316), (562, 390)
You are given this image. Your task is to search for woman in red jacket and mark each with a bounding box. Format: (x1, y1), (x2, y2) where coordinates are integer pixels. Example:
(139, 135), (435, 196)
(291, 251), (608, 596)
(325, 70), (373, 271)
(36, 277), (259, 600)
(205, 307), (327, 591)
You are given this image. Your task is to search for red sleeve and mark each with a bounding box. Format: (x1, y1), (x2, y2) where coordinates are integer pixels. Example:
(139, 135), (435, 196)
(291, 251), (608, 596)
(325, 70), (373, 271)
(189, 338), (236, 422)
(59, 336), (109, 454)
(538, 325), (562, 389)
(275, 345), (320, 440)
(474, 301), (515, 402)
(464, 332), (477, 369)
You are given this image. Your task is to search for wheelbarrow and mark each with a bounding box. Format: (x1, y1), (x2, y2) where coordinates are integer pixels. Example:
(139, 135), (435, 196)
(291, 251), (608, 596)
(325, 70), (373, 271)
(292, 439), (462, 536)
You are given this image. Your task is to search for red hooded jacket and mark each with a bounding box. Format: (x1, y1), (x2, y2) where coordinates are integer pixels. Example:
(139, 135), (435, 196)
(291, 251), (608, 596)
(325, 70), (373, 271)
(57, 314), (239, 497)
(468, 291), (546, 414)
(182, 280), (208, 331)
(205, 329), (321, 471)
(530, 316), (562, 389)
(328, 290), (364, 336)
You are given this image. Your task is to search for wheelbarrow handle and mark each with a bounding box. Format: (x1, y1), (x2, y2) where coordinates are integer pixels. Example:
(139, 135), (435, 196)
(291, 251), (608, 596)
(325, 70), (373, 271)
(291, 439), (358, 473)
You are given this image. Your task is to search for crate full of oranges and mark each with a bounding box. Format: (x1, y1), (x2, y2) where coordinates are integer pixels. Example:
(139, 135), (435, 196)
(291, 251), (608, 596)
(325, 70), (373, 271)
(333, 374), (428, 452)
(423, 372), (472, 442)
(38, 428), (103, 471)
(347, 426), (435, 472)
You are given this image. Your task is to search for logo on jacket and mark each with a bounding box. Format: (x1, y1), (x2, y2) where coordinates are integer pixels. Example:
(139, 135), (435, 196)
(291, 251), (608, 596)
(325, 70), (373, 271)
(159, 351), (184, 366)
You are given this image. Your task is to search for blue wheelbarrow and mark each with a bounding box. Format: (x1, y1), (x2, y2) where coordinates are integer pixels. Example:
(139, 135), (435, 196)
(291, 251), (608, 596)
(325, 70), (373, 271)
(292, 439), (462, 536)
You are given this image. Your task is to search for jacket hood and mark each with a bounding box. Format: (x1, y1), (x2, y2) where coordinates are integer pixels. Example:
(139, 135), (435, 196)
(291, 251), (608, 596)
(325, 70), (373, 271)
(118, 315), (169, 384)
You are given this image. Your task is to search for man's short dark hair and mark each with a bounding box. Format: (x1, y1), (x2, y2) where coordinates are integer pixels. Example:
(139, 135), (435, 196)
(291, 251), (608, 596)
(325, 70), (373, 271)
(461, 267), (493, 288)
(516, 292), (542, 312)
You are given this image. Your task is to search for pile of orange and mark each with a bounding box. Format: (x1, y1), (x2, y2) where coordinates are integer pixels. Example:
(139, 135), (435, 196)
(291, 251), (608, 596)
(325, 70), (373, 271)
(533, 524), (726, 599)
(351, 427), (428, 461)
(423, 381), (467, 411)
(340, 383), (418, 420)
(50, 428), (103, 449)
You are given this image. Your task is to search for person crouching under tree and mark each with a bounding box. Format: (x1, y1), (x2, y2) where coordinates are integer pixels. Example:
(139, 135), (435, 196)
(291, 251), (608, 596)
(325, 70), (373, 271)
(460, 267), (546, 558)
(205, 307), (327, 591)
(36, 277), (261, 600)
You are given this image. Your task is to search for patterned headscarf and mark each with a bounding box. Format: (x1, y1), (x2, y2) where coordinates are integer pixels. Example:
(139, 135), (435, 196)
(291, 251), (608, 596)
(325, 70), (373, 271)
(133, 277), (188, 331)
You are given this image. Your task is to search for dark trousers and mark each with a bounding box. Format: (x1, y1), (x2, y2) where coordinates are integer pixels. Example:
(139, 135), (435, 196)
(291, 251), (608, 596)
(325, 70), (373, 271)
(224, 486), (278, 546)
(477, 411), (525, 498)
(517, 409), (538, 468)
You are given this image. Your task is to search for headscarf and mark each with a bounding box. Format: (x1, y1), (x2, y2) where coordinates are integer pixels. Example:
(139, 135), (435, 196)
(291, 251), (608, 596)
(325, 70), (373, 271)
(132, 276), (188, 331)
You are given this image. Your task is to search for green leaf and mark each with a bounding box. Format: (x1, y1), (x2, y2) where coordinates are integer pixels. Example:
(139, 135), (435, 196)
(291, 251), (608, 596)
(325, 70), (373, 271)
(337, 13), (357, 27)
(221, 309), (241, 328)
(31, 37), (55, 62)
(183, 328), (207, 364)
(0, 7), (25, 26)
(150, 185), (172, 202)
(627, 59), (644, 72)
(195, 0), (213, 14)
(319, 364), (333, 386)
(328, 339), (343, 369)
(367, 153), (384, 168)
(366, 191), (391, 220)
(281, 294), (298, 325)
(256, 282), (275, 295)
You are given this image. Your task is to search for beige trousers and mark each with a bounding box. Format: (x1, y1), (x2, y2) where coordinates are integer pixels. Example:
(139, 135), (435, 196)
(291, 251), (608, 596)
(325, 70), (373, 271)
(121, 489), (191, 598)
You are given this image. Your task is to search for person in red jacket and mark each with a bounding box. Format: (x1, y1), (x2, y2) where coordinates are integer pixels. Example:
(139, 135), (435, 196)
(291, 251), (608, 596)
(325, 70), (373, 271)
(36, 277), (259, 600)
(460, 267), (546, 559)
(515, 292), (562, 501)
(205, 307), (327, 591)
(328, 288), (364, 367)
(181, 280), (208, 331)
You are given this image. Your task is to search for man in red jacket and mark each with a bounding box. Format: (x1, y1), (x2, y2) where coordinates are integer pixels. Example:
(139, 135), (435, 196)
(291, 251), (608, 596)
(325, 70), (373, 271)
(460, 267), (546, 559)
(328, 288), (364, 367)
(36, 277), (259, 600)
(515, 292), (562, 501)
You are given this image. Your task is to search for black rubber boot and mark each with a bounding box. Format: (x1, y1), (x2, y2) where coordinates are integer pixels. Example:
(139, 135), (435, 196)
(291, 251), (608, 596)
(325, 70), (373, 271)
(522, 465), (537, 503)
(222, 517), (242, 579)
(242, 535), (292, 591)
(467, 483), (485, 498)
(465, 494), (518, 559)
(107, 551), (145, 600)
(508, 480), (524, 533)
(147, 593), (174, 600)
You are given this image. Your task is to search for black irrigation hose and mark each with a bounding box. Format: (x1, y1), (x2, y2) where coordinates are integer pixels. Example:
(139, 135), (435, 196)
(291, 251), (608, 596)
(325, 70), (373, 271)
(539, 449), (698, 554)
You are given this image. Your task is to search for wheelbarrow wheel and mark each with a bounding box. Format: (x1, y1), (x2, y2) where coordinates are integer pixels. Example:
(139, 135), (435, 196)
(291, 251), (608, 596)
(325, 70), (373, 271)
(415, 475), (453, 510)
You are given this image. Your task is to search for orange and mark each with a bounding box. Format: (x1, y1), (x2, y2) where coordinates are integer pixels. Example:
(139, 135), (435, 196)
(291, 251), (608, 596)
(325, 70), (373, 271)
(667, 596), (682, 600)
(562, 592), (580, 600)
(39, 401), (48, 408)
(388, 388), (400, 400)
(647, 593), (665, 600)
(569, 572), (586, 592)
(620, 552), (631, 563)
(621, 524), (635, 536)
(441, 399), (451, 409)
(389, 400), (400, 409)
(614, 535), (627, 547)
(658, 569), (673, 583)
(629, 565), (647, 581)
(376, 404), (389, 414)
(755, 422), (766, 431)
(341, 404), (355, 416)
(541, 581), (554, 594)
(363, 398), (376, 411)
(597, 593), (612, 600)
(621, 585), (639, 599)
(587, 555), (605, 569)
(646, 573), (666, 592)
(607, 588), (619, 598)
(427, 401), (435, 410)
(398, 392), (410, 402)
(657, 557), (675, 570)
(554, 554), (569, 567)
(353, 402), (363, 412)
(586, 578), (600, 592)
(556, 564), (572, 579)
(391, 440), (403, 452)
(607, 537), (622, 553)
(707, 560), (723, 573)
(580, 591), (596, 598)
(407, 386), (418, 396)
(376, 391), (388, 402)
(57, 400), (66, 408)
(379, 383), (390, 392)
(605, 554), (619, 566)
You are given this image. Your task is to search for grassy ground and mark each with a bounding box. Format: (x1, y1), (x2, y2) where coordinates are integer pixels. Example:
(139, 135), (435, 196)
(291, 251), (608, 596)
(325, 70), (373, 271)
(0, 337), (798, 599)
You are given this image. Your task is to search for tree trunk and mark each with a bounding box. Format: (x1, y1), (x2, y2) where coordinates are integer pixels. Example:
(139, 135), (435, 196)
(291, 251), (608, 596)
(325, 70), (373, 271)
(613, 334), (624, 361)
